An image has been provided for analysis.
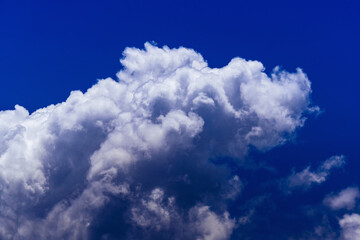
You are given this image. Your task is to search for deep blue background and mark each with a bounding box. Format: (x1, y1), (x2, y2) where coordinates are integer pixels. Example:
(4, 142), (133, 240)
(1, 0), (359, 237)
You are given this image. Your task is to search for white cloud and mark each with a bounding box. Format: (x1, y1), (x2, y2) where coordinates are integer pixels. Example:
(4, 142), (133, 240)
(131, 188), (174, 231)
(130, 188), (237, 240)
(285, 155), (345, 190)
(221, 175), (242, 200)
(189, 205), (235, 240)
(0, 43), (316, 239)
(324, 187), (360, 210)
(340, 214), (360, 240)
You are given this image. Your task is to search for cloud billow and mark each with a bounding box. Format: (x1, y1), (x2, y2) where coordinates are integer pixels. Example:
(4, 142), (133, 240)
(0, 43), (317, 239)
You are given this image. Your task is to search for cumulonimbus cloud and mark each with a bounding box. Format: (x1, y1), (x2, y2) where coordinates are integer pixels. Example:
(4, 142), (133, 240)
(0, 43), (317, 239)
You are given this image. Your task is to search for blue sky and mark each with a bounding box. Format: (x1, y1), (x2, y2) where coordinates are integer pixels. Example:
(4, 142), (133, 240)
(0, 0), (360, 239)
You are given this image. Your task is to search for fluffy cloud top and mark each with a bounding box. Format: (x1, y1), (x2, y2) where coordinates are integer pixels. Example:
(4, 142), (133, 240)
(0, 43), (316, 239)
